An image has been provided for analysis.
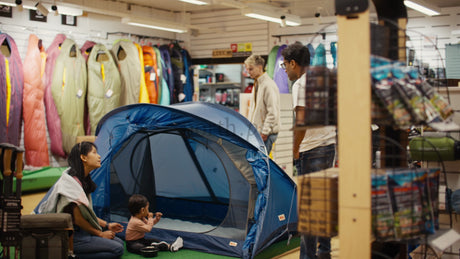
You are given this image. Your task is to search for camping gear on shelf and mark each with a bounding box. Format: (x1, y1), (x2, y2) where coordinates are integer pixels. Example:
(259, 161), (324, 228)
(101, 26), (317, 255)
(409, 136), (460, 161)
(0, 143), (24, 258)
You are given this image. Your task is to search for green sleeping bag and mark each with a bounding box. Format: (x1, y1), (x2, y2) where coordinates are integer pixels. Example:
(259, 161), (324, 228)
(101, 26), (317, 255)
(87, 44), (121, 135)
(51, 39), (87, 154)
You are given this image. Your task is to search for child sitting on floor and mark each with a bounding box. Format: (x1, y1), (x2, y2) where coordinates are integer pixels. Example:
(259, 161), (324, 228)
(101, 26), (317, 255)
(125, 194), (183, 254)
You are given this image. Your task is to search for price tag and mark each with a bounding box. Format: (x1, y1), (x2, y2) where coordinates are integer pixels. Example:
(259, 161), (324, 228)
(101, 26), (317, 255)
(77, 89), (83, 98)
(150, 72), (156, 81)
(180, 74), (186, 84)
(106, 89), (113, 98)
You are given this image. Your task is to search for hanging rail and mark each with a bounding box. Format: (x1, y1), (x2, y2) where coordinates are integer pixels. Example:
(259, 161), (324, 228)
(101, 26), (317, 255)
(106, 31), (184, 43)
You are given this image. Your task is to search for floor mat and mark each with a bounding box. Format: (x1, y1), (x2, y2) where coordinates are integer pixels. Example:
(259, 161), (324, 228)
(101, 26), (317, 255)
(121, 236), (300, 258)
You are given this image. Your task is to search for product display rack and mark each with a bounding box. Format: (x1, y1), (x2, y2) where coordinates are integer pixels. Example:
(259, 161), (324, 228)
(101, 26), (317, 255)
(199, 82), (242, 110)
(295, 1), (459, 258)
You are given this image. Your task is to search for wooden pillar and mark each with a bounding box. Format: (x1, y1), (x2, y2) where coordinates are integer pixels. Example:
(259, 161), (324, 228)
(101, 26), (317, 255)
(337, 9), (372, 259)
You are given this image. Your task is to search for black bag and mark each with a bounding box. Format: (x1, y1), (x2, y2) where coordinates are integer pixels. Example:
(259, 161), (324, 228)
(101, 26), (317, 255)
(20, 213), (73, 259)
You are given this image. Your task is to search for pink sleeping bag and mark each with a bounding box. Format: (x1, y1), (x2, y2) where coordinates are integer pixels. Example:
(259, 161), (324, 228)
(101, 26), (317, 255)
(44, 34), (66, 157)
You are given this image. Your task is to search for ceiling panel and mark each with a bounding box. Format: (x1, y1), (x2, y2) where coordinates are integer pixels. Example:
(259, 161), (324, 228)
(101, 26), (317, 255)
(104, 0), (460, 18)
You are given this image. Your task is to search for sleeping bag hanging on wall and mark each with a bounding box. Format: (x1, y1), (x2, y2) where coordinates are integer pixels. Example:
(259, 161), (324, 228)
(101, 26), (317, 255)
(112, 39), (141, 106)
(134, 43), (149, 104)
(273, 44), (289, 93)
(154, 46), (170, 105)
(266, 45), (280, 79)
(168, 44), (185, 103)
(44, 34), (66, 157)
(181, 48), (194, 102)
(0, 33), (23, 146)
(51, 38), (87, 155)
(159, 45), (175, 103)
(142, 45), (159, 104)
(22, 34), (49, 167)
(80, 40), (97, 135)
(87, 44), (121, 135)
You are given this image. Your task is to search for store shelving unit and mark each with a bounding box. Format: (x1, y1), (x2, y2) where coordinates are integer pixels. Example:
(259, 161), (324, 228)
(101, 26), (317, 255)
(199, 82), (242, 110)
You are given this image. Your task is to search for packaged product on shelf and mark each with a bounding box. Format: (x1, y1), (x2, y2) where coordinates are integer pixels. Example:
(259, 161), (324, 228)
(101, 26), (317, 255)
(372, 172), (395, 240)
(411, 169), (436, 234)
(427, 168), (440, 230)
(405, 68), (453, 120)
(392, 79), (427, 124)
(387, 169), (425, 239)
(371, 67), (412, 129)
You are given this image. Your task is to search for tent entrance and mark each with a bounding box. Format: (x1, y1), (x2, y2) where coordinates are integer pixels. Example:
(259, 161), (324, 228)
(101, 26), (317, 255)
(109, 129), (252, 240)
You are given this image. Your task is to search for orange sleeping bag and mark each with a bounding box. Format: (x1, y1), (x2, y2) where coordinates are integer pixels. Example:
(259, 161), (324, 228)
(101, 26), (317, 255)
(22, 34), (49, 167)
(142, 46), (159, 104)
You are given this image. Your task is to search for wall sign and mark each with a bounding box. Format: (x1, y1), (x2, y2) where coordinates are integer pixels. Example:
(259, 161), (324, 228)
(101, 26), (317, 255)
(230, 42), (252, 57)
(62, 15), (77, 26)
(212, 49), (233, 58)
(29, 9), (47, 22)
(0, 5), (12, 18)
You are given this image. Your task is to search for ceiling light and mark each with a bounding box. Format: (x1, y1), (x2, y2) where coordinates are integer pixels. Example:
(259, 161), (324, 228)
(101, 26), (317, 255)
(35, 1), (49, 16)
(122, 17), (188, 33)
(57, 5), (83, 16)
(404, 0), (440, 16)
(243, 8), (301, 26)
(178, 0), (209, 5)
(0, 1), (16, 6)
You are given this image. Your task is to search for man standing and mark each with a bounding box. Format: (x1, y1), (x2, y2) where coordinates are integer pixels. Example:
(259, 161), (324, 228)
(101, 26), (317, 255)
(244, 54), (280, 154)
(281, 43), (336, 259)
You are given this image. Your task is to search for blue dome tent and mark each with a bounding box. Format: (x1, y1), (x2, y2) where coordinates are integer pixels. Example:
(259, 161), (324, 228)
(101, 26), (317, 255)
(91, 102), (297, 258)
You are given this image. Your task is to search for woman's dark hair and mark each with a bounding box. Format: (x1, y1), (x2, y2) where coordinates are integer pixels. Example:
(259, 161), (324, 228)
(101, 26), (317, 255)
(128, 194), (149, 216)
(281, 42), (310, 67)
(67, 141), (97, 194)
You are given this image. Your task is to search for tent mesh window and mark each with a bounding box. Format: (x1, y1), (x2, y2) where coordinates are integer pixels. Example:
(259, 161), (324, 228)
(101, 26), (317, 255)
(108, 129), (255, 240)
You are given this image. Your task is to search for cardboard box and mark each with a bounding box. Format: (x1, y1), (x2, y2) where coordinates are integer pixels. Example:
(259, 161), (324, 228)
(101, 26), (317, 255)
(297, 168), (339, 237)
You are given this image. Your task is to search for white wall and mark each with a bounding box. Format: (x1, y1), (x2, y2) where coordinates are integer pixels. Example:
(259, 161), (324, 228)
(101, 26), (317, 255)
(189, 9), (269, 58)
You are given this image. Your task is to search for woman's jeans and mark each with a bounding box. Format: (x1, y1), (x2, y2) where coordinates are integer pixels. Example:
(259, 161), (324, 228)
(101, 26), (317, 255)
(73, 228), (125, 259)
(295, 144), (336, 259)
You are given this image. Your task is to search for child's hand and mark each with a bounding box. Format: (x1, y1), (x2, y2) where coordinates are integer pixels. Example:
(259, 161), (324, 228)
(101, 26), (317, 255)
(107, 222), (124, 233)
(153, 212), (163, 224)
(148, 212), (154, 218)
(155, 212), (163, 219)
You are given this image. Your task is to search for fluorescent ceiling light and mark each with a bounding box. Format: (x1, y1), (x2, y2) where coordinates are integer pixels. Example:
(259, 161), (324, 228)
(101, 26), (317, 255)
(0, 1), (16, 7)
(57, 5), (83, 16)
(243, 8), (301, 26)
(404, 0), (440, 16)
(178, 0), (209, 5)
(122, 17), (188, 33)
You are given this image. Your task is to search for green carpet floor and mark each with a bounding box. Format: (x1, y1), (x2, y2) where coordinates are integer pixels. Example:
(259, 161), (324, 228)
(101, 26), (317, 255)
(1, 237), (299, 258)
(122, 236), (300, 258)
